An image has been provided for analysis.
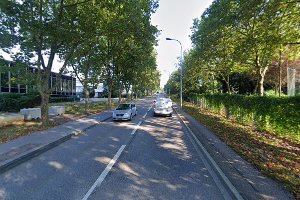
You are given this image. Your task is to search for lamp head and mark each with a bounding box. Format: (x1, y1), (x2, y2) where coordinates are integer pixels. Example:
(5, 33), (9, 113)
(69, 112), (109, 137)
(166, 38), (173, 40)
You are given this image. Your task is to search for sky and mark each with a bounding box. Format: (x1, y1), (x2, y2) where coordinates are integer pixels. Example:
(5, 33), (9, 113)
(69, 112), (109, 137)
(151, 0), (213, 88)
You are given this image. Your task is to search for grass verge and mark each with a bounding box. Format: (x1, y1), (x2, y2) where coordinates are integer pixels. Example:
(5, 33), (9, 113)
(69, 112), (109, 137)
(183, 102), (300, 200)
(0, 102), (113, 144)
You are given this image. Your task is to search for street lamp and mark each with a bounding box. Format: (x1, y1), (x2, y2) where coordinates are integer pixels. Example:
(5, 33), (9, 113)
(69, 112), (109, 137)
(166, 37), (183, 109)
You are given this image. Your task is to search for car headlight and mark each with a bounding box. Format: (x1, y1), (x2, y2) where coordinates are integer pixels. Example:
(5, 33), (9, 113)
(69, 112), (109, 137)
(123, 112), (130, 117)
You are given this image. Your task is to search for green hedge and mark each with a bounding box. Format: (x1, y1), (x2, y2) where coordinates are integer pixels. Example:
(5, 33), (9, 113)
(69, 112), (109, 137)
(49, 97), (80, 103)
(0, 92), (41, 112)
(190, 94), (300, 141)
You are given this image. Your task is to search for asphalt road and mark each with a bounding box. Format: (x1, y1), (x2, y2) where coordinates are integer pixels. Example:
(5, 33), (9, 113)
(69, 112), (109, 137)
(0, 98), (241, 200)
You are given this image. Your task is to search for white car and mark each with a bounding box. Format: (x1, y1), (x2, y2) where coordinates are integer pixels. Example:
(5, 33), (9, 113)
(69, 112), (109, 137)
(153, 98), (173, 117)
(113, 103), (137, 121)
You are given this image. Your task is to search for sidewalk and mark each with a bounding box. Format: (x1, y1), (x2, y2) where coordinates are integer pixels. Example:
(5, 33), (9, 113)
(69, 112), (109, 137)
(0, 110), (112, 174)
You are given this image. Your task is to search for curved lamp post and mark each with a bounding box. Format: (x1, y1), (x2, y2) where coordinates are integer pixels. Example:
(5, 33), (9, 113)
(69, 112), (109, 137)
(166, 37), (182, 109)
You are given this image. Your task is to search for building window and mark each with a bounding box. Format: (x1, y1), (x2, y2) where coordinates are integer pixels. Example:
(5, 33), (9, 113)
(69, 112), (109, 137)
(1, 71), (9, 92)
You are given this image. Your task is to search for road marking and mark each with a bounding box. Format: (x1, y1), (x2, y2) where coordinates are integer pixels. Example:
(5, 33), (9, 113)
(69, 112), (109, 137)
(177, 112), (244, 200)
(82, 145), (126, 200)
(143, 112), (148, 118)
(143, 107), (152, 118)
(131, 121), (142, 135)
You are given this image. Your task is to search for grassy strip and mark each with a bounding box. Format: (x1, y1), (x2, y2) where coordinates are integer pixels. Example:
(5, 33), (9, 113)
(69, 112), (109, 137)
(0, 102), (112, 144)
(50, 101), (113, 115)
(0, 121), (58, 143)
(183, 102), (300, 200)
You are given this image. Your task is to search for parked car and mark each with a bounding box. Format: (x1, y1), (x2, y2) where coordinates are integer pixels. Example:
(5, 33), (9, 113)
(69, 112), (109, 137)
(112, 103), (137, 121)
(153, 98), (172, 117)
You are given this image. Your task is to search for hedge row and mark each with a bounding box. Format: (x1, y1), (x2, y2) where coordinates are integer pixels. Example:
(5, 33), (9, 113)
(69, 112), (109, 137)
(0, 93), (41, 112)
(189, 94), (300, 141)
(49, 97), (80, 103)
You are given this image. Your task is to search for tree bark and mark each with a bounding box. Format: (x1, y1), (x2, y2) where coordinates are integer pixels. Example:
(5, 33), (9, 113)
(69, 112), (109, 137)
(40, 92), (50, 124)
(84, 86), (90, 114)
(107, 78), (112, 106)
(118, 85), (122, 103)
(259, 67), (268, 96)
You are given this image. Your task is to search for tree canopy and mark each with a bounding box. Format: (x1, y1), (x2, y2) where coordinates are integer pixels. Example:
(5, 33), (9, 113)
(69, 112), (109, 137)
(167, 0), (300, 98)
(0, 0), (160, 122)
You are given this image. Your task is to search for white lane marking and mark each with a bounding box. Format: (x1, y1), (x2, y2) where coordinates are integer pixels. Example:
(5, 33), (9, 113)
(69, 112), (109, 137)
(178, 113), (244, 200)
(143, 107), (152, 118)
(82, 145), (126, 200)
(143, 112), (148, 118)
(131, 121), (142, 135)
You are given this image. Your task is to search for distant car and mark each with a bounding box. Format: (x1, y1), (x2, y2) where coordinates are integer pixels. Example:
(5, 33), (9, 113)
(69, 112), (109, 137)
(153, 98), (173, 117)
(113, 103), (137, 121)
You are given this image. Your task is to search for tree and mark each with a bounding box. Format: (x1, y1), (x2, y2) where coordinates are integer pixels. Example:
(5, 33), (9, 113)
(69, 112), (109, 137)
(0, 0), (94, 124)
(189, 0), (300, 97)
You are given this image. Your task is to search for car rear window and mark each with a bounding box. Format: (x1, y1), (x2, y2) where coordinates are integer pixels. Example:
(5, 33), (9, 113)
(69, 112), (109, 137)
(116, 104), (130, 110)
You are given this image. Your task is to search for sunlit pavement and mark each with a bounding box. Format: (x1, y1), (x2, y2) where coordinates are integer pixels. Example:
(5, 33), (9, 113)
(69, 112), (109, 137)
(89, 109), (227, 200)
(0, 97), (293, 200)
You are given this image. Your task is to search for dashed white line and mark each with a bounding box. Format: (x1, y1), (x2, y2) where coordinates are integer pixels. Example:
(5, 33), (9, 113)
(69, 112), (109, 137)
(131, 121), (142, 135)
(143, 112), (148, 118)
(82, 145), (126, 200)
(143, 107), (152, 118)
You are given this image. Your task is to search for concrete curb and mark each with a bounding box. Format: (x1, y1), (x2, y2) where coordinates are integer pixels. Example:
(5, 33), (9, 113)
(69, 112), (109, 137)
(0, 115), (112, 174)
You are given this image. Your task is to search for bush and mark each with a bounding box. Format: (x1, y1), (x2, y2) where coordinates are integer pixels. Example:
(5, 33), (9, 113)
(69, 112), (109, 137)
(0, 92), (41, 112)
(190, 94), (300, 141)
(49, 96), (80, 103)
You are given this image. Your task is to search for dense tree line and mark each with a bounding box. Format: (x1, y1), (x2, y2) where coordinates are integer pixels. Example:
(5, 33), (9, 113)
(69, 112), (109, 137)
(166, 0), (300, 98)
(0, 0), (160, 124)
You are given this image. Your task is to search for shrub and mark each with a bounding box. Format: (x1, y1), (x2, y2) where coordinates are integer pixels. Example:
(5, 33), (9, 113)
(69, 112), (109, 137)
(190, 94), (300, 141)
(0, 92), (41, 112)
(49, 96), (80, 103)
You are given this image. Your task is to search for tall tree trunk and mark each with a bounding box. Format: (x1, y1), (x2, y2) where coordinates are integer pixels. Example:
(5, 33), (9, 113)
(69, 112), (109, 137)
(108, 79), (112, 106)
(118, 85), (122, 103)
(38, 70), (51, 125)
(84, 86), (90, 114)
(40, 92), (50, 124)
(278, 49), (282, 97)
(125, 87), (130, 99)
(259, 67), (268, 96)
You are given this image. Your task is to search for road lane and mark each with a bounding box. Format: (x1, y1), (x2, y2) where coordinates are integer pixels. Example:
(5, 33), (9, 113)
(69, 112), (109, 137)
(89, 106), (229, 200)
(0, 101), (149, 200)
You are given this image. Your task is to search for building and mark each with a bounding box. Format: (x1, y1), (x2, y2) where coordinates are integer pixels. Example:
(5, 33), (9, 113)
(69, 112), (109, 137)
(0, 60), (76, 96)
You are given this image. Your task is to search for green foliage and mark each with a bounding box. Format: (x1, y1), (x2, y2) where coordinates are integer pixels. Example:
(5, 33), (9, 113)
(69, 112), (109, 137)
(190, 94), (300, 141)
(185, 0), (300, 96)
(49, 97), (79, 103)
(0, 93), (41, 112)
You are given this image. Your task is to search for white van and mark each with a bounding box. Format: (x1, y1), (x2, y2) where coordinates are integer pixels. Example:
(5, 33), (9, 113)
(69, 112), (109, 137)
(153, 98), (173, 117)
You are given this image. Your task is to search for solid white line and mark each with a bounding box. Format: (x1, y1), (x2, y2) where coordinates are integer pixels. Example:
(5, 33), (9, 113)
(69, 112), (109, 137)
(131, 121), (142, 135)
(177, 113), (244, 200)
(82, 145), (126, 200)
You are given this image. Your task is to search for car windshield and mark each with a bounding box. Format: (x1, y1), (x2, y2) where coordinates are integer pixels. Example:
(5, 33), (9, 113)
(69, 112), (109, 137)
(116, 104), (130, 110)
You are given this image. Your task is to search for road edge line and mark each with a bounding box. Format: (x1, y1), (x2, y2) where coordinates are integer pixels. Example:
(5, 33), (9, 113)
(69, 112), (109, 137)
(174, 108), (244, 200)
